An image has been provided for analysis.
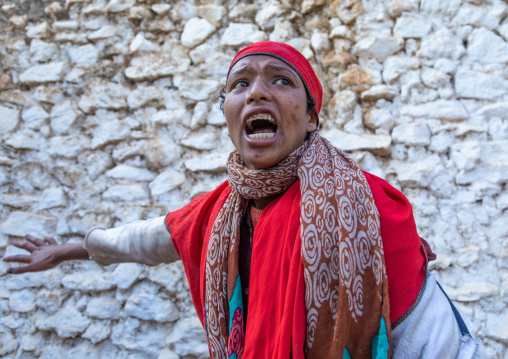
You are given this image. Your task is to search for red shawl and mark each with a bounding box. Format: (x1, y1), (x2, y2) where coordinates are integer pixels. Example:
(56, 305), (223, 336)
(166, 172), (425, 357)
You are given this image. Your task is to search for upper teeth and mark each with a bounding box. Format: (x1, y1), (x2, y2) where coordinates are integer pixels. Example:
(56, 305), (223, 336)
(246, 114), (275, 128)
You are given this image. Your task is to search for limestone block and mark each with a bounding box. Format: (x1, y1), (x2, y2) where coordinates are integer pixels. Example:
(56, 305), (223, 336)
(9, 15), (26, 29)
(181, 127), (218, 151)
(501, 23), (508, 42)
(352, 36), (403, 62)
(476, 102), (508, 120)
(364, 108), (395, 131)
(361, 85), (398, 102)
(88, 25), (116, 41)
(9, 289), (36, 312)
(496, 192), (508, 211)
(29, 39), (58, 63)
(55, 32), (89, 44)
(39, 187), (67, 209)
(79, 82), (130, 113)
(392, 123), (431, 146)
(144, 141), (182, 168)
(165, 316), (208, 358)
(0, 328), (18, 356)
(0, 211), (57, 237)
(26, 22), (49, 39)
(21, 105), (49, 128)
(33, 86), (64, 104)
(286, 38), (314, 60)
(207, 102), (227, 126)
(184, 152), (229, 172)
(323, 129), (392, 156)
(255, 2), (284, 30)
(147, 262), (183, 292)
(339, 65), (374, 91)
(111, 317), (171, 356)
(400, 100), (469, 121)
(485, 311), (508, 342)
(455, 70), (508, 100)
(129, 33), (159, 53)
(454, 141), (508, 185)
(35, 288), (67, 314)
(127, 86), (163, 109)
(50, 100), (78, 134)
(69, 44), (99, 68)
(149, 169), (186, 196)
(466, 28), (508, 64)
(382, 55), (420, 83)
(106, 164), (156, 181)
(125, 291), (179, 322)
(173, 76), (220, 101)
(220, 23), (267, 47)
(53, 20), (79, 31)
(420, 28), (465, 60)
(5, 130), (42, 150)
(181, 17), (216, 48)
(82, 320), (112, 343)
(269, 20), (298, 43)
(125, 57), (190, 81)
(391, 155), (443, 187)
(19, 62), (67, 85)
(190, 102), (208, 129)
(36, 306), (91, 337)
(1, 193), (38, 208)
(102, 184), (149, 204)
(48, 131), (83, 158)
(421, 67), (450, 89)
(310, 32), (330, 53)
(20, 333), (43, 352)
(196, 4), (225, 27)
(107, 0), (135, 13)
(111, 263), (144, 289)
(151, 108), (191, 126)
(447, 282), (497, 302)
(421, 0), (461, 15)
(90, 119), (130, 149)
(85, 297), (121, 319)
(62, 271), (115, 291)
(394, 14), (432, 38)
(151, 3), (170, 15)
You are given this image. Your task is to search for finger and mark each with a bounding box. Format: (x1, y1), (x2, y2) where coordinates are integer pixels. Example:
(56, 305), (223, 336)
(3, 255), (32, 263)
(12, 241), (37, 253)
(8, 265), (37, 274)
(24, 235), (44, 246)
(44, 237), (57, 245)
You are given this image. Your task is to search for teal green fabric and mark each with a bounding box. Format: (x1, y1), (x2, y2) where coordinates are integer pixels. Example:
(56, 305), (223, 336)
(343, 347), (352, 359)
(371, 317), (389, 359)
(228, 354), (237, 359)
(228, 275), (243, 333)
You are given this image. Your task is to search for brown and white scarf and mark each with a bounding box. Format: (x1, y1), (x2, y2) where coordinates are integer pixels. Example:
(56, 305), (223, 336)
(205, 132), (391, 358)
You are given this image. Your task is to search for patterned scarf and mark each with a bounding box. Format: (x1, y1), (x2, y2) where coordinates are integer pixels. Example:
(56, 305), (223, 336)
(205, 132), (391, 358)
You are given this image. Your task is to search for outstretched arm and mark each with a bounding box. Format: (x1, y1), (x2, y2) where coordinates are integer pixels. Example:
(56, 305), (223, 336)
(4, 236), (89, 274)
(3, 215), (179, 274)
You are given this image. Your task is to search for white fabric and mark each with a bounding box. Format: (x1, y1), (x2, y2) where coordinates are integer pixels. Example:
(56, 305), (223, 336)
(84, 216), (179, 266)
(392, 273), (461, 358)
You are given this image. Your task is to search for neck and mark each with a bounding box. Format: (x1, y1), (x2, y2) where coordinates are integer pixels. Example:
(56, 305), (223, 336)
(253, 193), (282, 210)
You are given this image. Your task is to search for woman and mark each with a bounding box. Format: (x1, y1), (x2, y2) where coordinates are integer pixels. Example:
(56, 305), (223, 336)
(4, 41), (483, 358)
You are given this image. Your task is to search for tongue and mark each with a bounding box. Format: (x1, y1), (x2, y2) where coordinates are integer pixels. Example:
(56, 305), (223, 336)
(252, 128), (275, 134)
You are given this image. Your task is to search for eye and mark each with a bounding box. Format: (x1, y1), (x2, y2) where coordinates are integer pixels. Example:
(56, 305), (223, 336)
(233, 80), (249, 89)
(275, 78), (291, 86)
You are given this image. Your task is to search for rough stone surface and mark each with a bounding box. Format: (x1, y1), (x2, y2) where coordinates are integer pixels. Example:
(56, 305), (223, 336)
(1, 0), (506, 357)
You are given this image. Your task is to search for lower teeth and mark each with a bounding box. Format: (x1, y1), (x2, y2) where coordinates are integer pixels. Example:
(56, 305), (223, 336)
(248, 133), (275, 139)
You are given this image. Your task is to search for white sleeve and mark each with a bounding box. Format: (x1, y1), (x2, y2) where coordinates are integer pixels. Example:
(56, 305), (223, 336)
(84, 216), (180, 266)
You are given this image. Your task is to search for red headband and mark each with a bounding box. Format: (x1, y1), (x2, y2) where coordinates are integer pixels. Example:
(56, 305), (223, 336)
(228, 41), (323, 115)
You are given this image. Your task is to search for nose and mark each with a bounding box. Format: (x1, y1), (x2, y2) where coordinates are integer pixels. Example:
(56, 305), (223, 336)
(247, 78), (272, 104)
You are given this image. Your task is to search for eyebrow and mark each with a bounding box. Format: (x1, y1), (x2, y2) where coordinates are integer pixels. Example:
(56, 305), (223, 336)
(228, 64), (300, 83)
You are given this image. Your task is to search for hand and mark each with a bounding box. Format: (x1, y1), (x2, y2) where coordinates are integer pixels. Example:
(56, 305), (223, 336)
(4, 235), (61, 274)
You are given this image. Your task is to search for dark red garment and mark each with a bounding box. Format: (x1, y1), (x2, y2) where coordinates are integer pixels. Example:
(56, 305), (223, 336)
(166, 172), (425, 354)
(228, 41), (323, 115)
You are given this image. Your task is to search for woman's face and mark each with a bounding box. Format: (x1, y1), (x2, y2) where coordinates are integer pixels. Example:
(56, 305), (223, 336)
(224, 55), (317, 170)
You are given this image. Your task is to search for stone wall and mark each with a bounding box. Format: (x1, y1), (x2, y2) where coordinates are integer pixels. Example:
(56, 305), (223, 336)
(0, 0), (507, 357)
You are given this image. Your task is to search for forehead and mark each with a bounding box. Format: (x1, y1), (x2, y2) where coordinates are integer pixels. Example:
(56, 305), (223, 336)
(228, 55), (303, 82)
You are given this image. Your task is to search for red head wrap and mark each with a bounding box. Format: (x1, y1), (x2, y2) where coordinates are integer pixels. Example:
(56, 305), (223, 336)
(228, 41), (323, 116)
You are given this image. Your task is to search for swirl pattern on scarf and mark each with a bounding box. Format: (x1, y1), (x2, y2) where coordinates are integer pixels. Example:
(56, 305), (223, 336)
(205, 132), (390, 358)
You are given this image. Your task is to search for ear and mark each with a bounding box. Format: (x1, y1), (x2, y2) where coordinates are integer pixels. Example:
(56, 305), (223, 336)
(306, 110), (318, 132)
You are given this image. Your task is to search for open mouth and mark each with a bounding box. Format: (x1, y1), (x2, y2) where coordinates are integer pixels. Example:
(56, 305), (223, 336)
(246, 114), (277, 140)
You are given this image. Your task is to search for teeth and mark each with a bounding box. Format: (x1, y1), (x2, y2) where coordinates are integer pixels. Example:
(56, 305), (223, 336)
(246, 113), (275, 129)
(248, 133), (275, 139)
